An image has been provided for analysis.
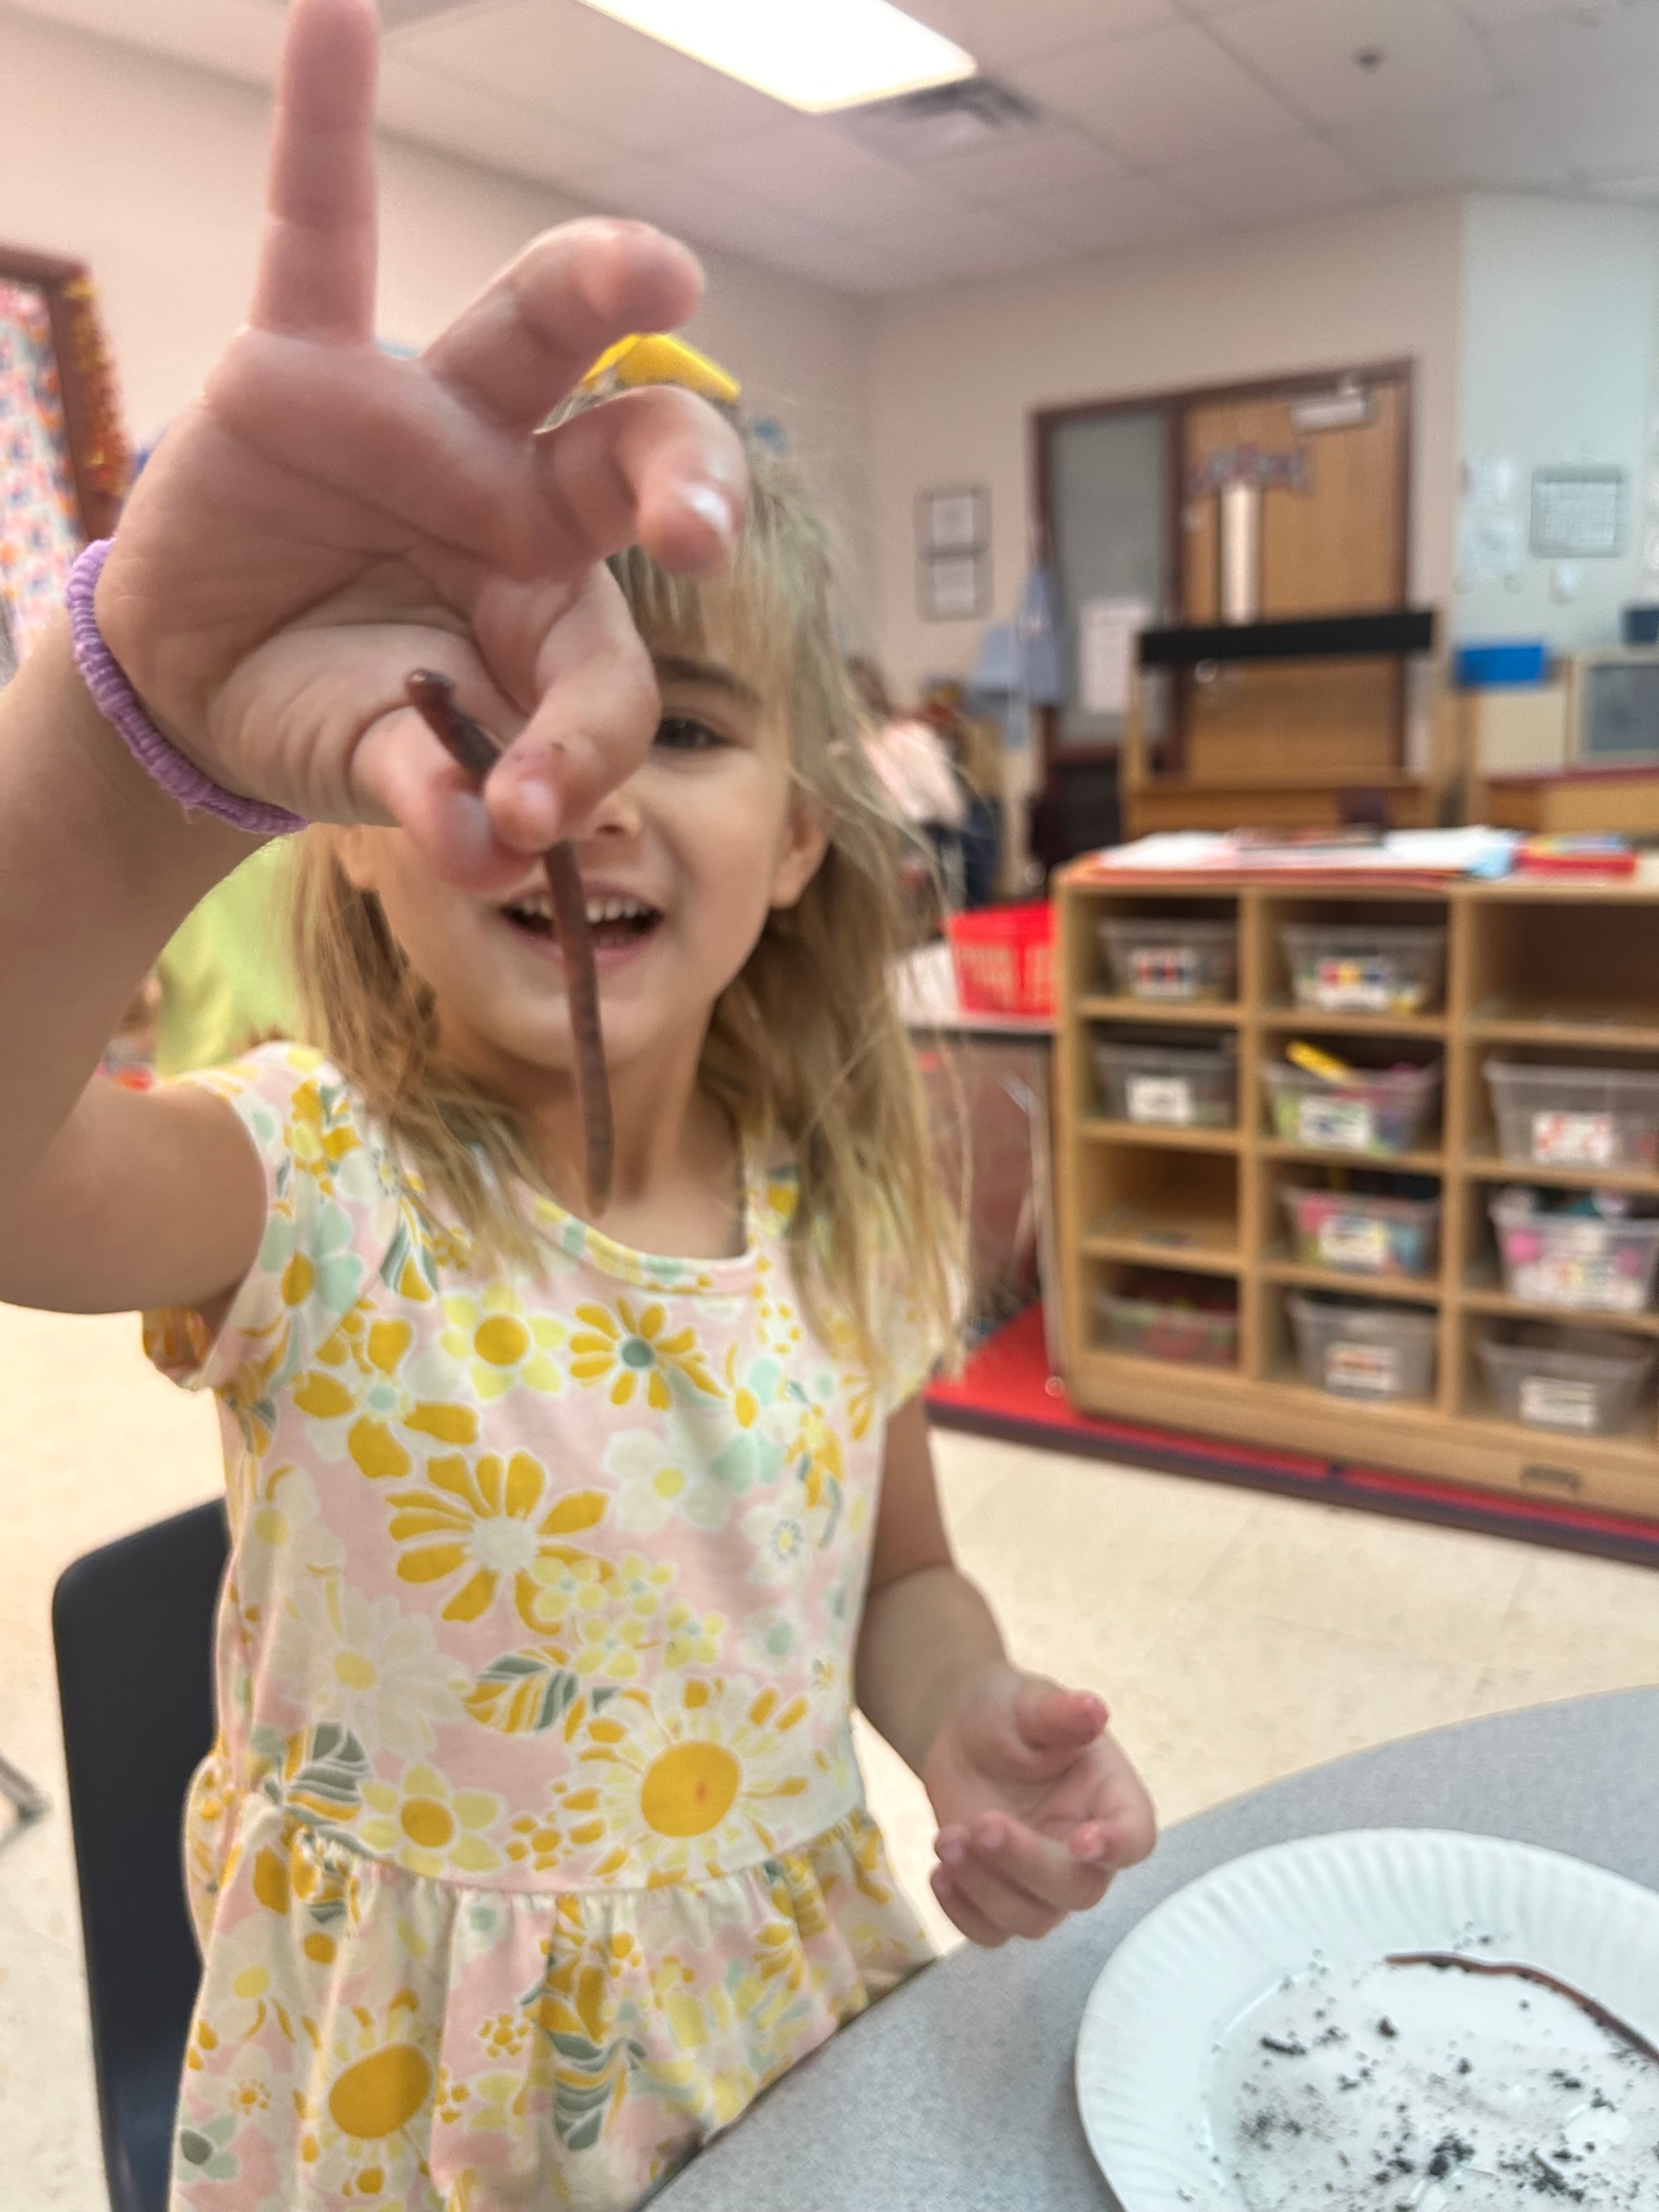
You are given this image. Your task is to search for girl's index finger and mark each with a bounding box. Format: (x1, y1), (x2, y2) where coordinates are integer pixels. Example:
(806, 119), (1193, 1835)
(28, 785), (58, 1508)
(251, 0), (380, 343)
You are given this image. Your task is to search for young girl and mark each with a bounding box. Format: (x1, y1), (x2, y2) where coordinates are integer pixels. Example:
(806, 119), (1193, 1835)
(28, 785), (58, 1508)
(0, 3), (1155, 2206)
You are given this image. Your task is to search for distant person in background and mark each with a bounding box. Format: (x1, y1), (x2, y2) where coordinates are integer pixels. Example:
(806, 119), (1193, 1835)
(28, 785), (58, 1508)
(153, 840), (301, 1077)
(919, 679), (1003, 910)
(849, 654), (967, 915)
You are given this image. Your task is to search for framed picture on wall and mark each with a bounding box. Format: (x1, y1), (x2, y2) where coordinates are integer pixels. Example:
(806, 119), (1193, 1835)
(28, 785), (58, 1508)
(917, 483), (989, 557)
(918, 549), (990, 622)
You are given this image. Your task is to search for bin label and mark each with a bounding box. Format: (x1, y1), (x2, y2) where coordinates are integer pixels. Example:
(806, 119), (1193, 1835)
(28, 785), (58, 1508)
(1131, 947), (1199, 999)
(1319, 1214), (1391, 1271)
(1325, 1342), (1399, 1394)
(1314, 956), (1394, 1012)
(1525, 1253), (1638, 1310)
(1519, 1377), (1599, 1432)
(1128, 1076), (1194, 1126)
(1532, 1111), (1615, 1166)
(1298, 1097), (1374, 1150)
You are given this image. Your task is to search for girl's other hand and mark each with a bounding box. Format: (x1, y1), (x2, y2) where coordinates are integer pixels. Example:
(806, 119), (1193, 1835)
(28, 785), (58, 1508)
(923, 1665), (1156, 1948)
(96, 0), (746, 889)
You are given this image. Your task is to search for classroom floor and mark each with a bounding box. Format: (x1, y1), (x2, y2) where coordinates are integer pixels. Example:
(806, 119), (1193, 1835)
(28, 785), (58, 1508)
(2, 1303), (1657, 2207)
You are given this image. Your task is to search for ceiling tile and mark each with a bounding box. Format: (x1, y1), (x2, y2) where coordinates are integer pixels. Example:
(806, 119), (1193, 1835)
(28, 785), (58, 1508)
(376, 54), (625, 193)
(1019, 173), (1213, 254)
(1160, 135), (1376, 227)
(922, 125), (1128, 203)
(1213, 0), (1497, 126)
(868, 202), (1072, 281)
(677, 121), (966, 232)
(1481, 2), (1659, 90)
(1331, 90), (1574, 192)
(901, 0), (1179, 72)
(1455, 0), (1600, 23)
(394, 0), (787, 157)
(778, 233), (929, 295)
(572, 154), (791, 247)
(1011, 22), (1304, 163)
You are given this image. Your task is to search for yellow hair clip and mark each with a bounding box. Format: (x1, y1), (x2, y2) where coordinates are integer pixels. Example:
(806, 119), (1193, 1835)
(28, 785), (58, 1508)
(579, 333), (741, 406)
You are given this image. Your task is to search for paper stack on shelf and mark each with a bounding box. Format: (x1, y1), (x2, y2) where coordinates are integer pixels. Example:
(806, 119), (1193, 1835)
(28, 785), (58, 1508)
(1078, 827), (1520, 882)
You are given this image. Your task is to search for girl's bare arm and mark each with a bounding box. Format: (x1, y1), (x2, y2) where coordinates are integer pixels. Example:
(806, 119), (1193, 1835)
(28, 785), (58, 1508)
(0, 622), (266, 1314)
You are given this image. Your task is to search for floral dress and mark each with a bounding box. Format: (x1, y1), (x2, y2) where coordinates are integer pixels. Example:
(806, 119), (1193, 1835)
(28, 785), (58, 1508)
(146, 1045), (934, 2212)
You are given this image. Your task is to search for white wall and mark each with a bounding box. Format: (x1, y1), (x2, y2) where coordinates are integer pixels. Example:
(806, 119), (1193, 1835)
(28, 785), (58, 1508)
(867, 197), (1466, 702)
(0, 7), (875, 632)
(1456, 193), (1659, 653)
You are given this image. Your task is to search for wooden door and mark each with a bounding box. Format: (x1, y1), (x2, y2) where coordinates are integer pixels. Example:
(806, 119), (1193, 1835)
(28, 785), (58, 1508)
(1180, 372), (1408, 786)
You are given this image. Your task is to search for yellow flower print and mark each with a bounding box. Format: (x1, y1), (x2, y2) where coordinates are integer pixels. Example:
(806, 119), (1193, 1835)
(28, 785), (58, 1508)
(387, 1452), (608, 1625)
(292, 1990), (433, 2202)
(290, 1299), (479, 1485)
(504, 1810), (567, 1873)
(569, 1297), (722, 1410)
(440, 1284), (567, 1403)
(570, 1675), (813, 1883)
(358, 1763), (504, 1877)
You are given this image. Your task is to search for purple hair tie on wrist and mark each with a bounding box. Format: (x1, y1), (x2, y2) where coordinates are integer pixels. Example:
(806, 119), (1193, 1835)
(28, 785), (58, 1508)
(66, 538), (306, 837)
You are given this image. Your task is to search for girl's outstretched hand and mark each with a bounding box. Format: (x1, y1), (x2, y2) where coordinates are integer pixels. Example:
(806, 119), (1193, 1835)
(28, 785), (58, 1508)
(922, 1665), (1156, 1947)
(95, 0), (746, 888)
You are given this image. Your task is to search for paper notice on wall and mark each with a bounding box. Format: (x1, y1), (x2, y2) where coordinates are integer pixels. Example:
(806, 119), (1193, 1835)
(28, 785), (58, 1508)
(1078, 597), (1149, 717)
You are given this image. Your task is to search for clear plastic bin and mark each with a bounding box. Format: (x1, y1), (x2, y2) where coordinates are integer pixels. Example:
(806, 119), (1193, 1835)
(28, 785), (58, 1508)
(1282, 924), (1447, 1015)
(1281, 1182), (1441, 1278)
(1098, 1272), (1238, 1368)
(1478, 1325), (1656, 1437)
(1488, 1188), (1659, 1313)
(1099, 917), (1238, 1004)
(1093, 1035), (1237, 1129)
(1287, 1291), (1438, 1401)
(1262, 1059), (1440, 1155)
(1486, 1060), (1659, 1170)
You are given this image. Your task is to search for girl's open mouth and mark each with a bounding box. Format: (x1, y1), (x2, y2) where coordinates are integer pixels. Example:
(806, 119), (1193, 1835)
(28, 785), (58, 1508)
(500, 888), (663, 955)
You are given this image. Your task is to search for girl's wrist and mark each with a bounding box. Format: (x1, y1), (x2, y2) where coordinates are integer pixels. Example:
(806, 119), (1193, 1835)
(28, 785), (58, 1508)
(69, 538), (305, 839)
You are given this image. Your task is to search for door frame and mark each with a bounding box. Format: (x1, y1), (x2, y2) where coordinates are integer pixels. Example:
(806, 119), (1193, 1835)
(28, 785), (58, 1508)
(1031, 357), (1414, 786)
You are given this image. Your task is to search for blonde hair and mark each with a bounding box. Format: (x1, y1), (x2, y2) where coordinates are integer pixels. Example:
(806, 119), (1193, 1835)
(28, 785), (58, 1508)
(291, 426), (961, 1383)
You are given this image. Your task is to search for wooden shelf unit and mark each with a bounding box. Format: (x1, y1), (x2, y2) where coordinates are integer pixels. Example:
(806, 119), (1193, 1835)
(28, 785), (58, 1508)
(1055, 873), (1659, 1522)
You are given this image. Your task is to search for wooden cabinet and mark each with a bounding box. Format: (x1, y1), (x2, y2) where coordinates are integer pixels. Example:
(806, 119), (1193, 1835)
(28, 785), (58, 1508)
(1054, 871), (1659, 1522)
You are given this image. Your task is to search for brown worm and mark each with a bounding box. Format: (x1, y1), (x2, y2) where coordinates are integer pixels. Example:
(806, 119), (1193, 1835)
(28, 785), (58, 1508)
(403, 670), (613, 1216)
(1386, 1951), (1659, 2070)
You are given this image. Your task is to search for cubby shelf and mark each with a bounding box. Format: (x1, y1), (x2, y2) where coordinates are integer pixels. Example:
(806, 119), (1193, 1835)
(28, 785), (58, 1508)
(1262, 1257), (1441, 1305)
(1077, 994), (1243, 1025)
(1055, 873), (1659, 1519)
(1258, 1007), (1447, 1040)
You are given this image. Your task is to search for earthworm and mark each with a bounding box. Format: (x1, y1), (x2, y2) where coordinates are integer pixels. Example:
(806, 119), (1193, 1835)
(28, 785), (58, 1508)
(1386, 1951), (1659, 2071)
(403, 670), (613, 1216)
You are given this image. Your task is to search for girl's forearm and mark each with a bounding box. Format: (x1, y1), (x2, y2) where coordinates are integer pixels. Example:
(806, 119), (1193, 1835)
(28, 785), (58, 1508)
(854, 1561), (1006, 1777)
(0, 615), (250, 1216)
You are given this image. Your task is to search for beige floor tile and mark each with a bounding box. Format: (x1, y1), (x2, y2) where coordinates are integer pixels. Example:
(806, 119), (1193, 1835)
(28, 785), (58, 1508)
(1501, 1544), (1659, 1659)
(1107, 1603), (1486, 1828)
(1191, 1495), (1531, 1669)
(942, 1438), (1262, 1604)
(0, 1908), (105, 2212)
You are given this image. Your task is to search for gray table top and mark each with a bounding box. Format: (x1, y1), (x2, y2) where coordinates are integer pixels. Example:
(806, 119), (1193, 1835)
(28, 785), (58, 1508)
(655, 1689), (1659, 2212)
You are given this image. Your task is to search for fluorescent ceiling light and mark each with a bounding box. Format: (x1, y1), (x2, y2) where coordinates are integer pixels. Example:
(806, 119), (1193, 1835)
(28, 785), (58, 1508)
(574, 0), (976, 114)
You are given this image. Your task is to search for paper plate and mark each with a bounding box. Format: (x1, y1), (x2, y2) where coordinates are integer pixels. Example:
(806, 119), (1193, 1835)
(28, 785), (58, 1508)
(1074, 1827), (1659, 2209)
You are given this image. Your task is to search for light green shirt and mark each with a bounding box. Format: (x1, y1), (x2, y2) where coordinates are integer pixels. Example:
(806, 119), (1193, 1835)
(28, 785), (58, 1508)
(153, 842), (301, 1078)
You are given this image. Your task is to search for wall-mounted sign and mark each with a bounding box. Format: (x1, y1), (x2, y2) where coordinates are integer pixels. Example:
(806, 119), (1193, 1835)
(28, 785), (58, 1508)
(917, 484), (990, 620)
(918, 550), (990, 622)
(918, 484), (988, 555)
(1530, 467), (1627, 559)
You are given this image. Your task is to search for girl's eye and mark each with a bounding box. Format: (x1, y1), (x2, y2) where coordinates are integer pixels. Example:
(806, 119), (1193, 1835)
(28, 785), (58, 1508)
(654, 714), (725, 754)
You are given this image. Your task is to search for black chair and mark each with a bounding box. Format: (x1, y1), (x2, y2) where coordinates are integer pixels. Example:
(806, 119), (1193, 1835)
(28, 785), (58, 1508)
(53, 1500), (226, 2212)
